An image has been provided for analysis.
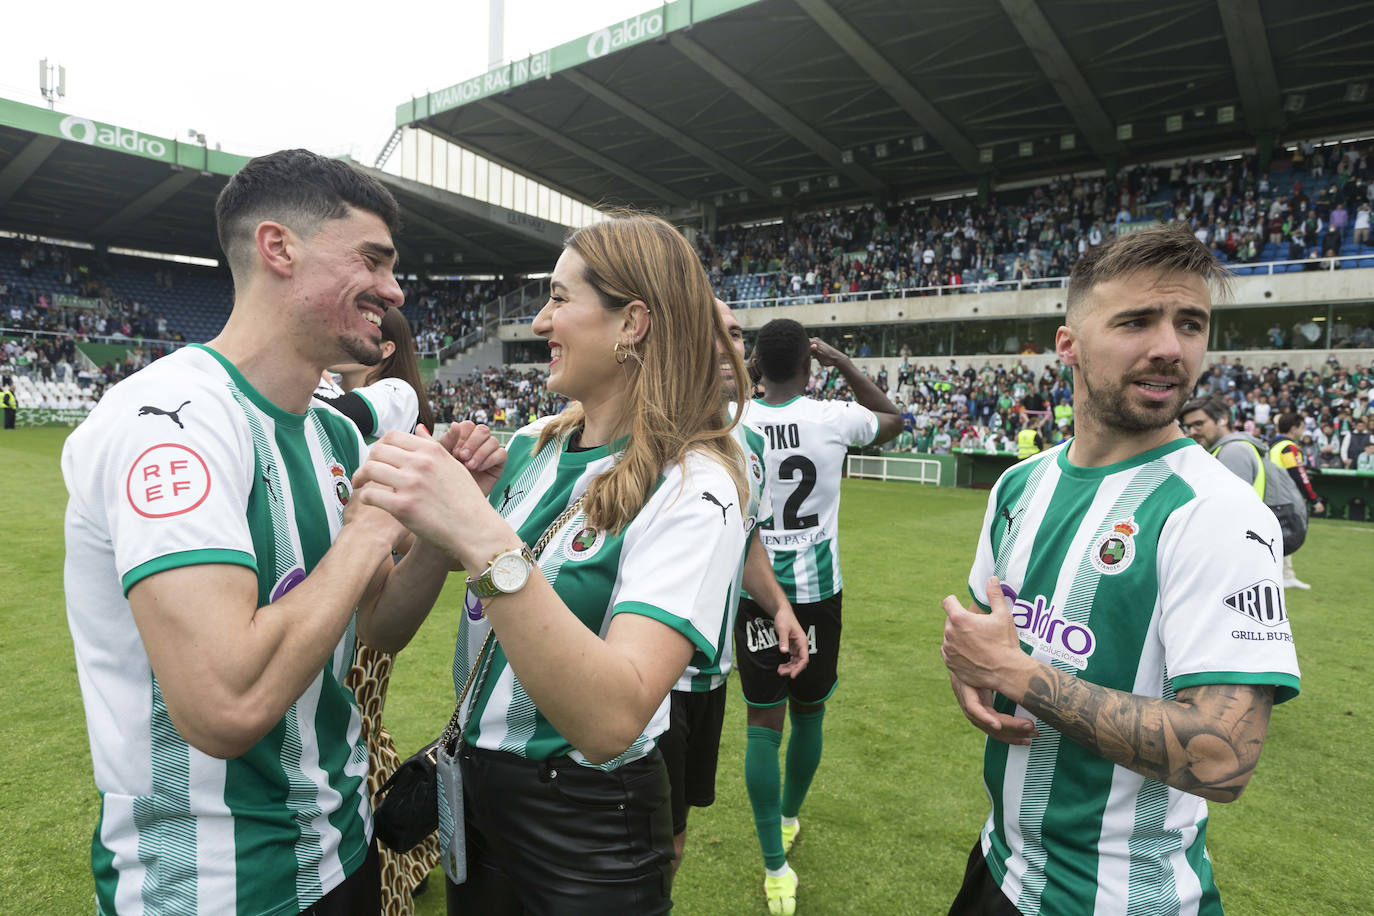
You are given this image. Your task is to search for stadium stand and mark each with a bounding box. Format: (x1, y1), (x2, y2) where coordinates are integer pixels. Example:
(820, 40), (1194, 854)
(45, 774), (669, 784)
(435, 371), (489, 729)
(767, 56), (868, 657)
(698, 145), (1374, 310)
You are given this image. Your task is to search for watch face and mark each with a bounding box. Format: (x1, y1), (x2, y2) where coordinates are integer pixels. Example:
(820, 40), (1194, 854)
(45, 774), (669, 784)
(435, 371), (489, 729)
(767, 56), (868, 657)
(491, 553), (529, 592)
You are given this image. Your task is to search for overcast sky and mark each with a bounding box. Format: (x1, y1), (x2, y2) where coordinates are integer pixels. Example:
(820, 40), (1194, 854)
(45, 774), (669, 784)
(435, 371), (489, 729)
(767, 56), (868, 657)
(4, 0), (656, 167)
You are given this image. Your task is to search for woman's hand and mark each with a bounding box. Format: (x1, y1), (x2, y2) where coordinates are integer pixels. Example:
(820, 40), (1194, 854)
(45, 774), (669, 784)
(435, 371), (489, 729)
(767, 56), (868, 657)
(352, 428), (517, 568)
(439, 421), (507, 497)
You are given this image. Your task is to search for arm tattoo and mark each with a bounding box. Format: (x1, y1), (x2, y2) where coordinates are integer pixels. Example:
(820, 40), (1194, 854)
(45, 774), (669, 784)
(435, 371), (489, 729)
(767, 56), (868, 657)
(1018, 670), (1275, 802)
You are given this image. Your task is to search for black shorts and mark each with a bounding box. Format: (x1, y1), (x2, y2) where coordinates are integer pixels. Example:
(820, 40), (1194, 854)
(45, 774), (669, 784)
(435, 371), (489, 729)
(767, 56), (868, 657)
(659, 686), (728, 834)
(734, 592), (842, 707)
(947, 842), (1022, 916)
(447, 746), (674, 915)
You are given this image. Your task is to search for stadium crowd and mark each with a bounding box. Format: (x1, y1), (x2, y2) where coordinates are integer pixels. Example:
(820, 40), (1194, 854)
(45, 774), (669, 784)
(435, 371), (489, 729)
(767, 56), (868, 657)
(1, 237), (184, 342)
(401, 276), (521, 354)
(697, 142), (1374, 307)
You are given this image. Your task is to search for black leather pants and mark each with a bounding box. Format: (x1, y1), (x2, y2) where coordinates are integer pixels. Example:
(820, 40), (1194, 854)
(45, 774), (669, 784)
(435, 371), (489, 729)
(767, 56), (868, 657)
(445, 746), (674, 915)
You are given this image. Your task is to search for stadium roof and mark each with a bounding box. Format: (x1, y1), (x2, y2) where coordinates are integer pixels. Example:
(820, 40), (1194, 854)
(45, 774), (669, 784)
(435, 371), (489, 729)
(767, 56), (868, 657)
(397, 0), (1374, 222)
(0, 97), (561, 274)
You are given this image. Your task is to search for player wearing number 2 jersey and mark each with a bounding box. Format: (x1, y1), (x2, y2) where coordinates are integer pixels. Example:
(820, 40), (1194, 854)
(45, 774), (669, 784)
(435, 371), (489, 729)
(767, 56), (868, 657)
(735, 319), (901, 915)
(941, 224), (1300, 916)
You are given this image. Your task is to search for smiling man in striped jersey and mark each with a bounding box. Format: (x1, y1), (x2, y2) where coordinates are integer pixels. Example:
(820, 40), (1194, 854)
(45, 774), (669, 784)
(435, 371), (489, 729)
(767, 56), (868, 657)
(62, 150), (466, 915)
(941, 224), (1300, 916)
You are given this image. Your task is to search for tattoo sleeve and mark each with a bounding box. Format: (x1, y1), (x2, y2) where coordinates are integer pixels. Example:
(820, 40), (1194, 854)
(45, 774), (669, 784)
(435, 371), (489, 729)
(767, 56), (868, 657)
(1016, 670), (1275, 802)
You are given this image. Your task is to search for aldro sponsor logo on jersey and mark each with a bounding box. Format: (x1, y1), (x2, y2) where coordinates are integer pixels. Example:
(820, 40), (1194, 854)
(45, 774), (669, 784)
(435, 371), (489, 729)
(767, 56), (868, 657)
(1090, 518), (1138, 575)
(1000, 583), (1097, 670)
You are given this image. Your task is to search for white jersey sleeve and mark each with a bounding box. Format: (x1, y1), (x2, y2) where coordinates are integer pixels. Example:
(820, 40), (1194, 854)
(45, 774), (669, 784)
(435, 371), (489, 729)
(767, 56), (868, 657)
(63, 366), (257, 594)
(611, 454), (747, 659)
(823, 399), (880, 447)
(352, 377), (419, 435)
(1156, 476), (1300, 701)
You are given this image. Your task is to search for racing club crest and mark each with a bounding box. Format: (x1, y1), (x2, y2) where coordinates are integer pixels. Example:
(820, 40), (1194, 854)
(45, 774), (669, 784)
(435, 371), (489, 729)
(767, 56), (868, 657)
(328, 461), (351, 507)
(565, 524), (605, 561)
(747, 451), (765, 485)
(1090, 518), (1138, 575)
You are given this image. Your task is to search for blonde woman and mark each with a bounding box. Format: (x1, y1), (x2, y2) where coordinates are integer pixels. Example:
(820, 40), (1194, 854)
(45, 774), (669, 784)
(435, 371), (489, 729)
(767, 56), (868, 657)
(355, 212), (749, 914)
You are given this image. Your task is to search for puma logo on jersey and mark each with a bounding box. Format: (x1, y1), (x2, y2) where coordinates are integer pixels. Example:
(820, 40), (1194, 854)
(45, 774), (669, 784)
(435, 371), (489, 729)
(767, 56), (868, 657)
(1000, 506), (1019, 533)
(499, 484), (524, 512)
(138, 400), (191, 429)
(1245, 529), (1275, 561)
(701, 491), (734, 524)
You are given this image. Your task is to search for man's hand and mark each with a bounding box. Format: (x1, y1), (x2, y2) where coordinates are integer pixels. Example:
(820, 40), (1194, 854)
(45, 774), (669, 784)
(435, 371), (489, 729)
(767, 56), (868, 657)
(947, 670), (1037, 746)
(940, 576), (1029, 692)
(438, 421), (507, 496)
(809, 338), (850, 369)
(343, 481), (409, 551)
(772, 603), (810, 678)
(352, 428), (514, 568)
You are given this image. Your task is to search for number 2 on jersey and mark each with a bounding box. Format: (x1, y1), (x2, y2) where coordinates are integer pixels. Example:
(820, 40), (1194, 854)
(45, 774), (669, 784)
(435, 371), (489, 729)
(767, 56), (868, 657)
(762, 454), (819, 530)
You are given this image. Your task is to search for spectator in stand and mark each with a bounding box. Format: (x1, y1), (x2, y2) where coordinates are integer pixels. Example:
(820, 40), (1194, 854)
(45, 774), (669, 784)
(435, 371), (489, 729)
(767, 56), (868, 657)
(1358, 441), (1374, 472)
(1342, 418), (1371, 468)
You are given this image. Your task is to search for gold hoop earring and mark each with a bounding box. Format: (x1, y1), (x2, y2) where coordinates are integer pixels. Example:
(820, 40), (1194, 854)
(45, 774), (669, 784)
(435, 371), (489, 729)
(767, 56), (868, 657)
(614, 341), (629, 365)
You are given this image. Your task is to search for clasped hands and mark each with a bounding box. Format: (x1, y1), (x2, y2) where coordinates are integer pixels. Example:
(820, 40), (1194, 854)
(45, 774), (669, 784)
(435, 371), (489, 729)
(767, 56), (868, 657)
(346, 422), (512, 569)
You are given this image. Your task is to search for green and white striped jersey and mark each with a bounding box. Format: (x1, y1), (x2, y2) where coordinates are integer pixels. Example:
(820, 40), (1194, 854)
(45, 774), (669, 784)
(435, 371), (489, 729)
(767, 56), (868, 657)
(455, 416), (746, 767)
(744, 395), (878, 603)
(676, 404), (774, 692)
(63, 345), (372, 915)
(968, 437), (1300, 916)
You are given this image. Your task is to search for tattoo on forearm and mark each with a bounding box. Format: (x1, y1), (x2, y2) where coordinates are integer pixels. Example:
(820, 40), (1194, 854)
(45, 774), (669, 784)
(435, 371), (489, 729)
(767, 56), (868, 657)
(1018, 671), (1274, 802)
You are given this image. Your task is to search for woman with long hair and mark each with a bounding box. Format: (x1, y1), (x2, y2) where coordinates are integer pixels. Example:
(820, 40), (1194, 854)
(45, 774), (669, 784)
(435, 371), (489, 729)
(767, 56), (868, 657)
(355, 211), (749, 913)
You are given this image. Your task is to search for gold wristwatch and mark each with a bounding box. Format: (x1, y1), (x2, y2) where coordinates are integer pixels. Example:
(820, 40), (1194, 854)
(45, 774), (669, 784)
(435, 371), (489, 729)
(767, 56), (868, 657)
(466, 545), (537, 601)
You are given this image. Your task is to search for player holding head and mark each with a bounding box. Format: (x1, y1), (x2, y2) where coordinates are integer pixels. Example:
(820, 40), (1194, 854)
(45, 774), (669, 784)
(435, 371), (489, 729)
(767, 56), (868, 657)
(736, 318), (901, 914)
(941, 223), (1300, 916)
(660, 300), (810, 877)
(61, 149), (480, 914)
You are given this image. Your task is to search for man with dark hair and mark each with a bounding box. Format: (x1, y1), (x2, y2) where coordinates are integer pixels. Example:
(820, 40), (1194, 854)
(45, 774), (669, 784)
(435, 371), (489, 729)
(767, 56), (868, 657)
(943, 224), (1298, 916)
(1181, 397), (1319, 589)
(62, 150), (463, 915)
(736, 318), (901, 915)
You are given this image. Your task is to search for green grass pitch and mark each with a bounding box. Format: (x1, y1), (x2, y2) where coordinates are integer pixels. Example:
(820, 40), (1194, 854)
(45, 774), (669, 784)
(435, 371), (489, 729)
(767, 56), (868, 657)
(2, 426), (1368, 914)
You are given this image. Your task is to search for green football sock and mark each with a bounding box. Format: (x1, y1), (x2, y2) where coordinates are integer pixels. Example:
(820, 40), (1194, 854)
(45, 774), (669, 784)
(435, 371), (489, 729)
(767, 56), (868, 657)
(745, 725), (786, 870)
(781, 705), (825, 820)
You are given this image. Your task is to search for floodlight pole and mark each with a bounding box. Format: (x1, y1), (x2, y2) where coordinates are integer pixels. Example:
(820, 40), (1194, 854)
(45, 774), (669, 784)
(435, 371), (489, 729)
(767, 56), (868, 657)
(39, 59), (67, 109)
(489, 0), (504, 70)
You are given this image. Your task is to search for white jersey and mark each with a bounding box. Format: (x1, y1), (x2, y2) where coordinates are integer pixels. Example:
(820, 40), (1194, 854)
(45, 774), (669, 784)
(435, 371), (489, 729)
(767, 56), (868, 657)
(456, 417), (746, 766)
(676, 403), (773, 692)
(744, 396), (878, 603)
(63, 345), (372, 915)
(968, 437), (1300, 916)
(312, 374), (418, 441)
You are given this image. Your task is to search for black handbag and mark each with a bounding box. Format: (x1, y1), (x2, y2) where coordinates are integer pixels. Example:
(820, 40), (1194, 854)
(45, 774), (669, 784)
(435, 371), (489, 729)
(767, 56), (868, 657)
(373, 740), (440, 853)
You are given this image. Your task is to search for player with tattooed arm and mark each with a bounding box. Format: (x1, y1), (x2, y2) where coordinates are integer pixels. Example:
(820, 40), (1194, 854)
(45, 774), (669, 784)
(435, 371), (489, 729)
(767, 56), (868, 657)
(941, 224), (1299, 916)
